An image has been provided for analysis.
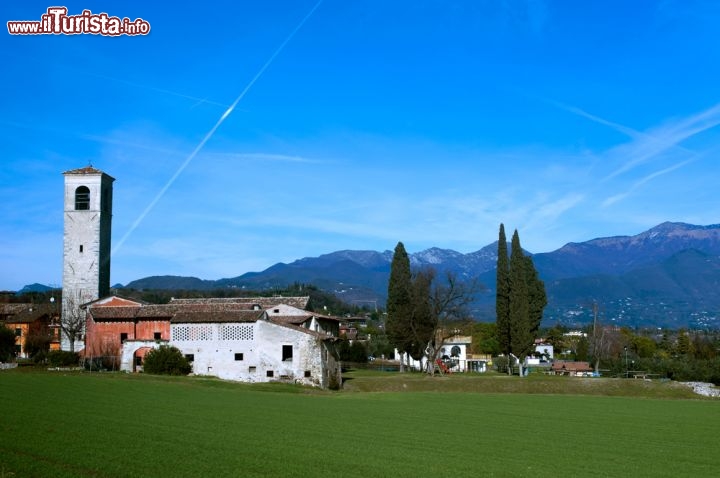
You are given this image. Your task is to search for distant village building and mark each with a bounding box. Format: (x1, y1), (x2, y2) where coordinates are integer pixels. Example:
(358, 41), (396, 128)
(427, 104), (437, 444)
(550, 360), (594, 377)
(563, 330), (587, 338)
(339, 324), (358, 340)
(395, 335), (490, 373)
(533, 342), (554, 360)
(0, 303), (61, 358)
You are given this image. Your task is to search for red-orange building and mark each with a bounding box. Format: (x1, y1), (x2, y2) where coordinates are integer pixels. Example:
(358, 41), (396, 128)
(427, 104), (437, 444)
(0, 303), (61, 358)
(83, 296), (170, 362)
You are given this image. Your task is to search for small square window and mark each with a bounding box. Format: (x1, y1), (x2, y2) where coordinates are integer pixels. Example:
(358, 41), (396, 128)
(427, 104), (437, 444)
(266, 370), (274, 378)
(249, 366), (256, 373)
(234, 353), (244, 361)
(184, 354), (194, 362)
(304, 370), (311, 378)
(153, 332), (161, 340)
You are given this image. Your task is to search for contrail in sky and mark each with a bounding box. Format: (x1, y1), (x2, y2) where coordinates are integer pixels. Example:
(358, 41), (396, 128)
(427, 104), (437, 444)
(601, 158), (697, 207)
(112, 0), (324, 256)
(83, 72), (232, 109)
(541, 97), (642, 139)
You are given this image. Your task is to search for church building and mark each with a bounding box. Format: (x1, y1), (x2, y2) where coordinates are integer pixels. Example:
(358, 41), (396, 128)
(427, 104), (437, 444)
(61, 166), (341, 388)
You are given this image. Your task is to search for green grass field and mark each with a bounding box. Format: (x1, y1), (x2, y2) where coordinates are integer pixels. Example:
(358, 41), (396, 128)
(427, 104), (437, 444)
(1, 369), (718, 478)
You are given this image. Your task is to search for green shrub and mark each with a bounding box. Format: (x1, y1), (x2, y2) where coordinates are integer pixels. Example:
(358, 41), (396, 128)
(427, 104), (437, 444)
(143, 345), (191, 376)
(47, 350), (80, 367)
(0, 326), (16, 362)
(494, 355), (509, 373)
(337, 340), (368, 363)
(24, 331), (51, 360)
(32, 349), (48, 364)
(348, 341), (368, 363)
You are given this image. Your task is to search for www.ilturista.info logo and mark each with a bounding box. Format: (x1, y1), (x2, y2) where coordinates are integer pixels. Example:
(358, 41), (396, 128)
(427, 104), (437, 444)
(7, 7), (151, 36)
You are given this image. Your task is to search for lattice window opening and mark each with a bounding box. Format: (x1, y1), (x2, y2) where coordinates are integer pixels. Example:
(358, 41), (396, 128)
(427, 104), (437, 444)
(172, 326), (190, 341)
(220, 324), (254, 341)
(188, 325), (214, 341)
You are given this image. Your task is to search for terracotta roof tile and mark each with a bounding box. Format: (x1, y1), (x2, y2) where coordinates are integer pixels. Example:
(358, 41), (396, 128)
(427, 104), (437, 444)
(169, 296), (310, 310)
(86, 298), (336, 339)
(0, 304), (34, 316)
(89, 296), (145, 307)
(551, 360), (593, 372)
(63, 166), (113, 177)
(268, 312), (341, 326)
(88, 302), (266, 323)
(271, 322), (337, 340)
(312, 313), (341, 322)
(0, 303), (56, 323)
(135, 305), (179, 318)
(270, 315), (310, 325)
(89, 306), (140, 320)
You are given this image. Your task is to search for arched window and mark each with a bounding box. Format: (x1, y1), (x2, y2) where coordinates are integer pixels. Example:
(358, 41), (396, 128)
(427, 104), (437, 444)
(75, 186), (90, 210)
(451, 345), (461, 357)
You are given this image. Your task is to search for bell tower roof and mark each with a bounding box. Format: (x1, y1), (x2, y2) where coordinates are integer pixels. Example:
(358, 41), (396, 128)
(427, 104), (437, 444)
(63, 166), (115, 180)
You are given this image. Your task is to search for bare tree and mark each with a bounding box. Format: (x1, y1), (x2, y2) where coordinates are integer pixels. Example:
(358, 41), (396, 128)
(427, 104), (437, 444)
(24, 322), (53, 359)
(61, 291), (90, 352)
(420, 269), (481, 375)
(589, 302), (611, 374)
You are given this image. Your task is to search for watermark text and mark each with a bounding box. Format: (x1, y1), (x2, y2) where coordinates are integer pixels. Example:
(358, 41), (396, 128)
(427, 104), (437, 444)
(7, 7), (150, 36)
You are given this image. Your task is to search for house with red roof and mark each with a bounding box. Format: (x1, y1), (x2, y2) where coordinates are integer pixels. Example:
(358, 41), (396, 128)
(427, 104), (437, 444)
(0, 303), (61, 358)
(550, 360), (594, 377)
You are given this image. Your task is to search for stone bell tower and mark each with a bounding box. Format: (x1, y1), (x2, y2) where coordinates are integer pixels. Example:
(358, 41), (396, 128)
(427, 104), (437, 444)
(61, 166), (114, 351)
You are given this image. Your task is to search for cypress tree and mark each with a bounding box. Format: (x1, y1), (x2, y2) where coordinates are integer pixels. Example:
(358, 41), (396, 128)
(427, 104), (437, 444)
(524, 254), (547, 348)
(676, 329), (691, 355)
(509, 229), (531, 358)
(495, 224), (511, 354)
(409, 268), (435, 361)
(386, 242), (413, 355)
(496, 226), (548, 374)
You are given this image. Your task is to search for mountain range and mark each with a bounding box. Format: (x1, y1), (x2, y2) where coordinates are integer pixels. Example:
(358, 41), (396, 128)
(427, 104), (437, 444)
(15, 222), (715, 329)
(109, 222), (720, 329)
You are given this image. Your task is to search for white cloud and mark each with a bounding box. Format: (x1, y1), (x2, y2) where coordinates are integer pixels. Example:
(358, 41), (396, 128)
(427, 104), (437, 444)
(602, 158), (697, 207)
(545, 98), (717, 210)
(202, 152), (328, 164)
(604, 102), (720, 180)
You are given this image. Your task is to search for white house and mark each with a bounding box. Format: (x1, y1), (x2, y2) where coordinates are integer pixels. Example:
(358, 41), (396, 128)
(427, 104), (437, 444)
(170, 310), (341, 389)
(534, 343), (554, 360)
(438, 335), (472, 372)
(86, 296), (342, 389)
(395, 335), (478, 373)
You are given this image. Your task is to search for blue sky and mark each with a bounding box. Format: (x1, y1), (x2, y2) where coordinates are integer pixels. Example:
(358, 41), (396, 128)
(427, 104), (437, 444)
(2, 0), (720, 291)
